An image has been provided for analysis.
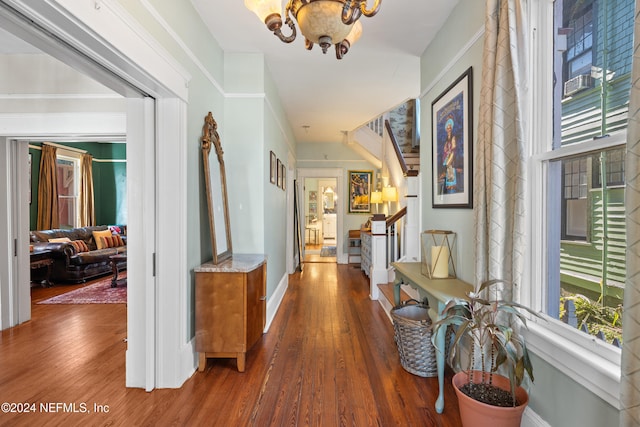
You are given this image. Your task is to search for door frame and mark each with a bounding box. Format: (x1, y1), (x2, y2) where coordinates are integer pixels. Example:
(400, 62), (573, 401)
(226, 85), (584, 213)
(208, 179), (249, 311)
(0, 0), (192, 390)
(296, 168), (345, 263)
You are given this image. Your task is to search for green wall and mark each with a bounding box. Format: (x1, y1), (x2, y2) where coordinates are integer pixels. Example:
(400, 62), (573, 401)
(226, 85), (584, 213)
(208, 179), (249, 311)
(420, 1), (620, 426)
(29, 142), (126, 230)
(87, 1), (296, 338)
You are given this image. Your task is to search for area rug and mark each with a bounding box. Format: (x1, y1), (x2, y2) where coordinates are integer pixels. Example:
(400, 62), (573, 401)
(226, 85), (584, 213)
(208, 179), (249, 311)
(320, 246), (337, 257)
(38, 274), (127, 304)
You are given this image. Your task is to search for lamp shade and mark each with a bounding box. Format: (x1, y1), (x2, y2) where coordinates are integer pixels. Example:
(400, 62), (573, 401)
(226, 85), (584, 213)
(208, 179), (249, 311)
(382, 186), (398, 202)
(245, 0), (282, 22)
(370, 191), (382, 204)
(296, 1), (354, 45)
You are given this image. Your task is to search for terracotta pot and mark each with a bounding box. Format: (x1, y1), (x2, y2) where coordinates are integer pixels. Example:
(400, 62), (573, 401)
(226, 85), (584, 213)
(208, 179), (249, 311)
(452, 370), (529, 427)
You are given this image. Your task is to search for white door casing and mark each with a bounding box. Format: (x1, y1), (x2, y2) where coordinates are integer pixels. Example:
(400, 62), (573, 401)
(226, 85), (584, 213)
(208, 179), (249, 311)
(0, 0), (193, 390)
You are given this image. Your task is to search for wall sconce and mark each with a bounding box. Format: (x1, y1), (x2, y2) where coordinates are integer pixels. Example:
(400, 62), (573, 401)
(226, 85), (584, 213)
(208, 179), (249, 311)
(382, 186), (397, 212)
(370, 191), (382, 213)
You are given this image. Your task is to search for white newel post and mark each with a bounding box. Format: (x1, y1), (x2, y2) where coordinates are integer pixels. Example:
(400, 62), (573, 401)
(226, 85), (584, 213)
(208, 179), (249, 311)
(404, 174), (420, 262)
(369, 219), (388, 300)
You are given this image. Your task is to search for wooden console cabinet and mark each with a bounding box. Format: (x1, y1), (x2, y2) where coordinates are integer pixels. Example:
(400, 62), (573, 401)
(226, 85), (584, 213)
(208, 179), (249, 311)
(195, 254), (266, 372)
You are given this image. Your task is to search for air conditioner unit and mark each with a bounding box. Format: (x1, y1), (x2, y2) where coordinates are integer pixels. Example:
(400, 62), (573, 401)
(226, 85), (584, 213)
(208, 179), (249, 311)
(564, 74), (594, 97)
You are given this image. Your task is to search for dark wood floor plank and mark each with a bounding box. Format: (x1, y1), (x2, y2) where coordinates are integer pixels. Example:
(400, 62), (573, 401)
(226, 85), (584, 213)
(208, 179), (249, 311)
(0, 264), (462, 426)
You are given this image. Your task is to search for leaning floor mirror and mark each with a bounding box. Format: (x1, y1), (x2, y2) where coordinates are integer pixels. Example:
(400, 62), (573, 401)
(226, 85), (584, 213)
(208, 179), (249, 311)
(201, 112), (232, 264)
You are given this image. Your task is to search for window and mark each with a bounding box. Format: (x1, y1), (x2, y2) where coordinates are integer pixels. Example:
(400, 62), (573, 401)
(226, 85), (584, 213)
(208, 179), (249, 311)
(56, 152), (81, 229)
(542, 0), (633, 348)
(528, 0), (634, 405)
(562, 155), (588, 240)
(565, 4), (594, 81)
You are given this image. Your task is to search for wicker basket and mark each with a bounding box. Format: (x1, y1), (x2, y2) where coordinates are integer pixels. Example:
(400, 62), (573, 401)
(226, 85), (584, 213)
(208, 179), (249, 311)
(391, 299), (437, 377)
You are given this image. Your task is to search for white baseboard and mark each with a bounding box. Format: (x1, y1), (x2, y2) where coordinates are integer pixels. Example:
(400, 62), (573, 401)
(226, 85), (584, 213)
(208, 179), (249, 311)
(265, 272), (288, 332)
(522, 407), (551, 427)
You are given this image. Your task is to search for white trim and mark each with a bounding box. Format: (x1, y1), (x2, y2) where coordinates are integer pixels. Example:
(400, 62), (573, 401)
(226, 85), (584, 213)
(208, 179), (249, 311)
(526, 322), (621, 409)
(266, 272), (288, 332)
(91, 159), (126, 163)
(0, 93), (122, 100)
(155, 98), (194, 388)
(522, 407), (552, 427)
(525, 0), (622, 411)
(0, 113), (126, 137)
(420, 26), (485, 98)
(533, 131), (627, 162)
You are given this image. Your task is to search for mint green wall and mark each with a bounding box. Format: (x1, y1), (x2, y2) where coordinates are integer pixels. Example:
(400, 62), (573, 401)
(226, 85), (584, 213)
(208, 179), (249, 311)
(28, 142), (126, 230)
(118, 2), (296, 335)
(297, 142), (378, 254)
(421, 1), (619, 426)
(420, 0), (483, 286)
(221, 52), (295, 298)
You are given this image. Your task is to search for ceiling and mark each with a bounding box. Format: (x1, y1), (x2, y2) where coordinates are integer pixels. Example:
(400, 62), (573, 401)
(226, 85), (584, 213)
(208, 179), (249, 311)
(192, 0), (459, 144)
(0, 2), (459, 145)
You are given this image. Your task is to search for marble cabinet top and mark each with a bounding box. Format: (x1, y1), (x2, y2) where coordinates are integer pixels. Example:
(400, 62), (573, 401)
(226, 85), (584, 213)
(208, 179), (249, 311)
(194, 254), (266, 273)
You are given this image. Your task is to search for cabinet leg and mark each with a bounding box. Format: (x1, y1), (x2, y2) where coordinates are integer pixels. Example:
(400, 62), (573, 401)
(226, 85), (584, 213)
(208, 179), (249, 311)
(237, 353), (246, 372)
(198, 352), (206, 372)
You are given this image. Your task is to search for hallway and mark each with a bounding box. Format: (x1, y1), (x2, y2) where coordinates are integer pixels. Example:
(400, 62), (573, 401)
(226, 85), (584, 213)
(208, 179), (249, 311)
(0, 264), (461, 426)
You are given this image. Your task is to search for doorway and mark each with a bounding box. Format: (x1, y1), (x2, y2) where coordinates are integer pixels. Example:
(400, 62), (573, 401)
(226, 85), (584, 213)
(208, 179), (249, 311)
(0, 3), (190, 390)
(297, 168), (344, 264)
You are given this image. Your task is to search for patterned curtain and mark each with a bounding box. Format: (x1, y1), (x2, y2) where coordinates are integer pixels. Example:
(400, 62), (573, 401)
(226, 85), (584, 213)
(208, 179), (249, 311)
(36, 144), (59, 230)
(620, 4), (640, 425)
(79, 153), (95, 227)
(474, 0), (528, 300)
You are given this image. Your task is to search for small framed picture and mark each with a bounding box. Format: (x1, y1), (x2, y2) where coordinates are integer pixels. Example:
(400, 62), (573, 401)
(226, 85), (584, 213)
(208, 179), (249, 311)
(277, 158), (283, 188)
(281, 163), (286, 190)
(270, 151), (277, 184)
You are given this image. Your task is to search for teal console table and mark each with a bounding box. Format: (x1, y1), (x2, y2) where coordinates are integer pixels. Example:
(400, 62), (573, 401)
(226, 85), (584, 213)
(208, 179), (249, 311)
(391, 262), (473, 414)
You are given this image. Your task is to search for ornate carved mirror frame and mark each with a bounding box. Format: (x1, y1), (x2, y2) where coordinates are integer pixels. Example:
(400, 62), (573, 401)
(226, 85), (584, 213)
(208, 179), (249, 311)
(201, 112), (232, 264)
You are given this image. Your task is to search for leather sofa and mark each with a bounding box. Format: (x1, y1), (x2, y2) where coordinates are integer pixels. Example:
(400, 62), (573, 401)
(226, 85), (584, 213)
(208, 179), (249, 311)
(30, 225), (127, 284)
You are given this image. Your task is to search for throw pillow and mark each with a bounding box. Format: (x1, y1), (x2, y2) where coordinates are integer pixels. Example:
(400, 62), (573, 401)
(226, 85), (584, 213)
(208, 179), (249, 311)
(49, 237), (71, 243)
(101, 235), (125, 249)
(92, 229), (113, 250)
(70, 240), (89, 253)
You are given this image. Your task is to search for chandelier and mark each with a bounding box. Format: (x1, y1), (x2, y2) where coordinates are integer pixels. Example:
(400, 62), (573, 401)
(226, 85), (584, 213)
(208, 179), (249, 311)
(244, 0), (382, 59)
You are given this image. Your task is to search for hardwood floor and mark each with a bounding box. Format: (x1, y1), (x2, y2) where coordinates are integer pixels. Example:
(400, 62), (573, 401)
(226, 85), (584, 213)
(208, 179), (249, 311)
(0, 264), (461, 426)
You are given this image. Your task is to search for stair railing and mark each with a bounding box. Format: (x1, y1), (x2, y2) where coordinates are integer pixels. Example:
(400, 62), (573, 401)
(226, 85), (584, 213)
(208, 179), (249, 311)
(385, 120), (419, 177)
(385, 207), (407, 268)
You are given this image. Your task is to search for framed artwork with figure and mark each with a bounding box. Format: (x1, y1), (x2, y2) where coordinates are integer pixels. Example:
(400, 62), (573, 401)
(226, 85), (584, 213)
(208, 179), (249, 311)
(348, 170), (372, 213)
(431, 66), (473, 208)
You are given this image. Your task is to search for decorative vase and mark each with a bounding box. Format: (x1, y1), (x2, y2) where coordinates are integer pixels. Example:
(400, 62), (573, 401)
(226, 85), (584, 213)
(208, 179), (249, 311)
(452, 370), (529, 427)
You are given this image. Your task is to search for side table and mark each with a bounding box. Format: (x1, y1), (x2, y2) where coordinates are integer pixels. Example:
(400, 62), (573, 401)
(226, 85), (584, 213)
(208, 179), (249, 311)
(30, 250), (53, 287)
(108, 253), (128, 287)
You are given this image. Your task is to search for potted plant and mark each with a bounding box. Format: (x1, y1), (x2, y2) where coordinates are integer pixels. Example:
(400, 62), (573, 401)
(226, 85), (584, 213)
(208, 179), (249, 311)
(432, 279), (540, 427)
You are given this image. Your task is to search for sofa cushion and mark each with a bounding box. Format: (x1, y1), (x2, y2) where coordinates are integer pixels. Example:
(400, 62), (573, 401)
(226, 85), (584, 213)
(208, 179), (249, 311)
(92, 229), (113, 250)
(49, 237), (71, 243)
(101, 235), (125, 248)
(70, 240), (89, 253)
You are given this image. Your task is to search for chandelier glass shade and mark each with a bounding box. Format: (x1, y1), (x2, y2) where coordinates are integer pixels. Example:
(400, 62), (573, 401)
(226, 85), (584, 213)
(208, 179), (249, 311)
(245, 0), (380, 59)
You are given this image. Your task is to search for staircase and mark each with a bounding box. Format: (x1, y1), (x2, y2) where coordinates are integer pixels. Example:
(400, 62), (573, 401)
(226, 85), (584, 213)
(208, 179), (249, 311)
(346, 99), (420, 174)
